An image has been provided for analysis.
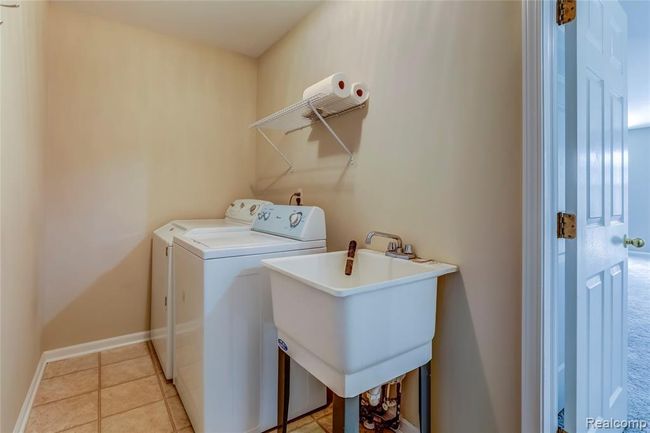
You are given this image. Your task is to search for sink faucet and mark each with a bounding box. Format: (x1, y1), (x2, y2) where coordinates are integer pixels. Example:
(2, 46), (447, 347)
(365, 231), (415, 260)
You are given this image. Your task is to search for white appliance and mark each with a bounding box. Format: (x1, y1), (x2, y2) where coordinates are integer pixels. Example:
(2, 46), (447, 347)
(173, 205), (328, 433)
(151, 199), (272, 379)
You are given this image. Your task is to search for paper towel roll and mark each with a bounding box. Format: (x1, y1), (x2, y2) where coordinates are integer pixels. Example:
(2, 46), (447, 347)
(318, 82), (369, 114)
(302, 73), (349, 101)
(350, 82), (369, 105)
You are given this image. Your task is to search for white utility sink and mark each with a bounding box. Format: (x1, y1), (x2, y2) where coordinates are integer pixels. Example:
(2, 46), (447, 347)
(262, 249), (457, 398)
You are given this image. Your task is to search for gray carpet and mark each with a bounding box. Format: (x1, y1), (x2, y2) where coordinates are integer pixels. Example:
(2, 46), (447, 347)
(626, 254), (650, 433)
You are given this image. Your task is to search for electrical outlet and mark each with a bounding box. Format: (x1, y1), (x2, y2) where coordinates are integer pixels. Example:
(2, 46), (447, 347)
(289, 189), (303, 205)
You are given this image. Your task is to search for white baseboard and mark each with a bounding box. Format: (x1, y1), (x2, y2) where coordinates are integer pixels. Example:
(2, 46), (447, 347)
(13, 330), (151, 433)
(12, 353), (47, 433)
(398, 417), (419, 433)
(43, 330), (151, 363)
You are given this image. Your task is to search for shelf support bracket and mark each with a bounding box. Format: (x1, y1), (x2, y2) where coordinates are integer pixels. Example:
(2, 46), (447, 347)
(256, 127), (293, 171)
(307, 100), (354, 165)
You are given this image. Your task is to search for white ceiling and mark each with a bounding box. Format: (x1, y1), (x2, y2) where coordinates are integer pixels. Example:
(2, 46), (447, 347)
(621, 0), (650, 129)
(54, 0), (322, 58)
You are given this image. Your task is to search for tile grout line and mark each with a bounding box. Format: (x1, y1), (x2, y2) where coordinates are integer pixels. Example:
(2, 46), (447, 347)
(99, 396), (166, 421)
(30, 371), (160, 411)
(31, 342), (182, 433)
(99, 354), (155, 388)
(100, 350), (152, 367)
(30, 368), (100, 409)
(42, 342), (148, 380)
(50, 420), (98, 433)
(315, 417), (330, 433)
(148, 341), (178, 432)
(41, 364), (99, 381)
(102, 353), (151, 369)
(157, 374), (177, 433)
(97, 346), (169, 423)
(99, 343), (167, 420)
(100, 372), (158, 392)
(44, 342), (148, 379)
(32, 352), (158, 426)
(28, 390), (99, 433)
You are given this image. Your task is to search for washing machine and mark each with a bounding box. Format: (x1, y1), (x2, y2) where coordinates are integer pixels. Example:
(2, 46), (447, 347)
(173, 205), (328, 433)
(151, 199), (272, 379)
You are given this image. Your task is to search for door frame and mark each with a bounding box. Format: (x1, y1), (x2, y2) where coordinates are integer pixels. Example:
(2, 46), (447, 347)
(522, 1), (561, 432)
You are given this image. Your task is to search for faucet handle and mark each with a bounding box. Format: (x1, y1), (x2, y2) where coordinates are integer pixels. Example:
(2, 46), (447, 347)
(387, 241), (399, 252)
(403, 244), (414, 255)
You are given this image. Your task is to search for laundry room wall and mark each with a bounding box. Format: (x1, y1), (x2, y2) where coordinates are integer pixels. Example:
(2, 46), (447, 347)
(0, 1), (47, 430)
(41, 5), (258, 350)
(253, 2), (521, 432)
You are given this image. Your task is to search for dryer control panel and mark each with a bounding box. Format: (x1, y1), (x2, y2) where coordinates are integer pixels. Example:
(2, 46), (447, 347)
(252, 205), (326, 241)
(225, 199), (273, 223)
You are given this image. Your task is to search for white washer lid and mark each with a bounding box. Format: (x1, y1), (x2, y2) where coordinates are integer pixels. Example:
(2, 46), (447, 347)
(174, 231), (326, 260)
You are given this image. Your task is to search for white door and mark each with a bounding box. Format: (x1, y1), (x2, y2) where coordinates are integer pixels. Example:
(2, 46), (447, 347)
(564, 1), (629, 432)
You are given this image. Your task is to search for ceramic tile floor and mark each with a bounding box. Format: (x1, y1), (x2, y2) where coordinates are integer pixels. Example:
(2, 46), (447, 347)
(288, 405), (333, 433)
(288, 405), (376, 433)
(24, 341), (367, 433)
(25, 341), (193, 433)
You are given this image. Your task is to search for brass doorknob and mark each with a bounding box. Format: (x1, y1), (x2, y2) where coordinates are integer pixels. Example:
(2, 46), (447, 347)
(624, 235), (646, 248)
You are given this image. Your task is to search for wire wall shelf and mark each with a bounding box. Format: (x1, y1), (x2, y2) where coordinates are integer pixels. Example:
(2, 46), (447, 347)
(250, 94), (366, 170)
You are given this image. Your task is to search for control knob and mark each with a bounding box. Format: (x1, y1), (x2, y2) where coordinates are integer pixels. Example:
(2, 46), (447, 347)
(289, 212), (303, 228)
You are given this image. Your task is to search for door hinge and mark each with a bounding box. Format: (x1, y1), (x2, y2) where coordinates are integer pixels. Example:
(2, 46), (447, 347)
(557, 212), (577, 239)
(557, 0), (576, 25)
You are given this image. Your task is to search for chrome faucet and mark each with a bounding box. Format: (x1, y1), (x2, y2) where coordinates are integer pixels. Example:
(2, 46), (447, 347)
(365, 231), (415, 260)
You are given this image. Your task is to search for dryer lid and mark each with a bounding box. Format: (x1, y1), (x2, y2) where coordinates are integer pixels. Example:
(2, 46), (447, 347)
(154, 219), (248, 246)
(172, 219), (236, 231)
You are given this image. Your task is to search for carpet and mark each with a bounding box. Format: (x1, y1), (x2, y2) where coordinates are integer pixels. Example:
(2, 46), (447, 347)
(626, 253), (650, 432)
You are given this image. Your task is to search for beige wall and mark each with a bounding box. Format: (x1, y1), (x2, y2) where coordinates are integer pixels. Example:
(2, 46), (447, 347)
(254, 2), (521, 432)
(0, 1), (47, 431)
(42, 5), (258, 350)
(1, 2), (522, 430)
